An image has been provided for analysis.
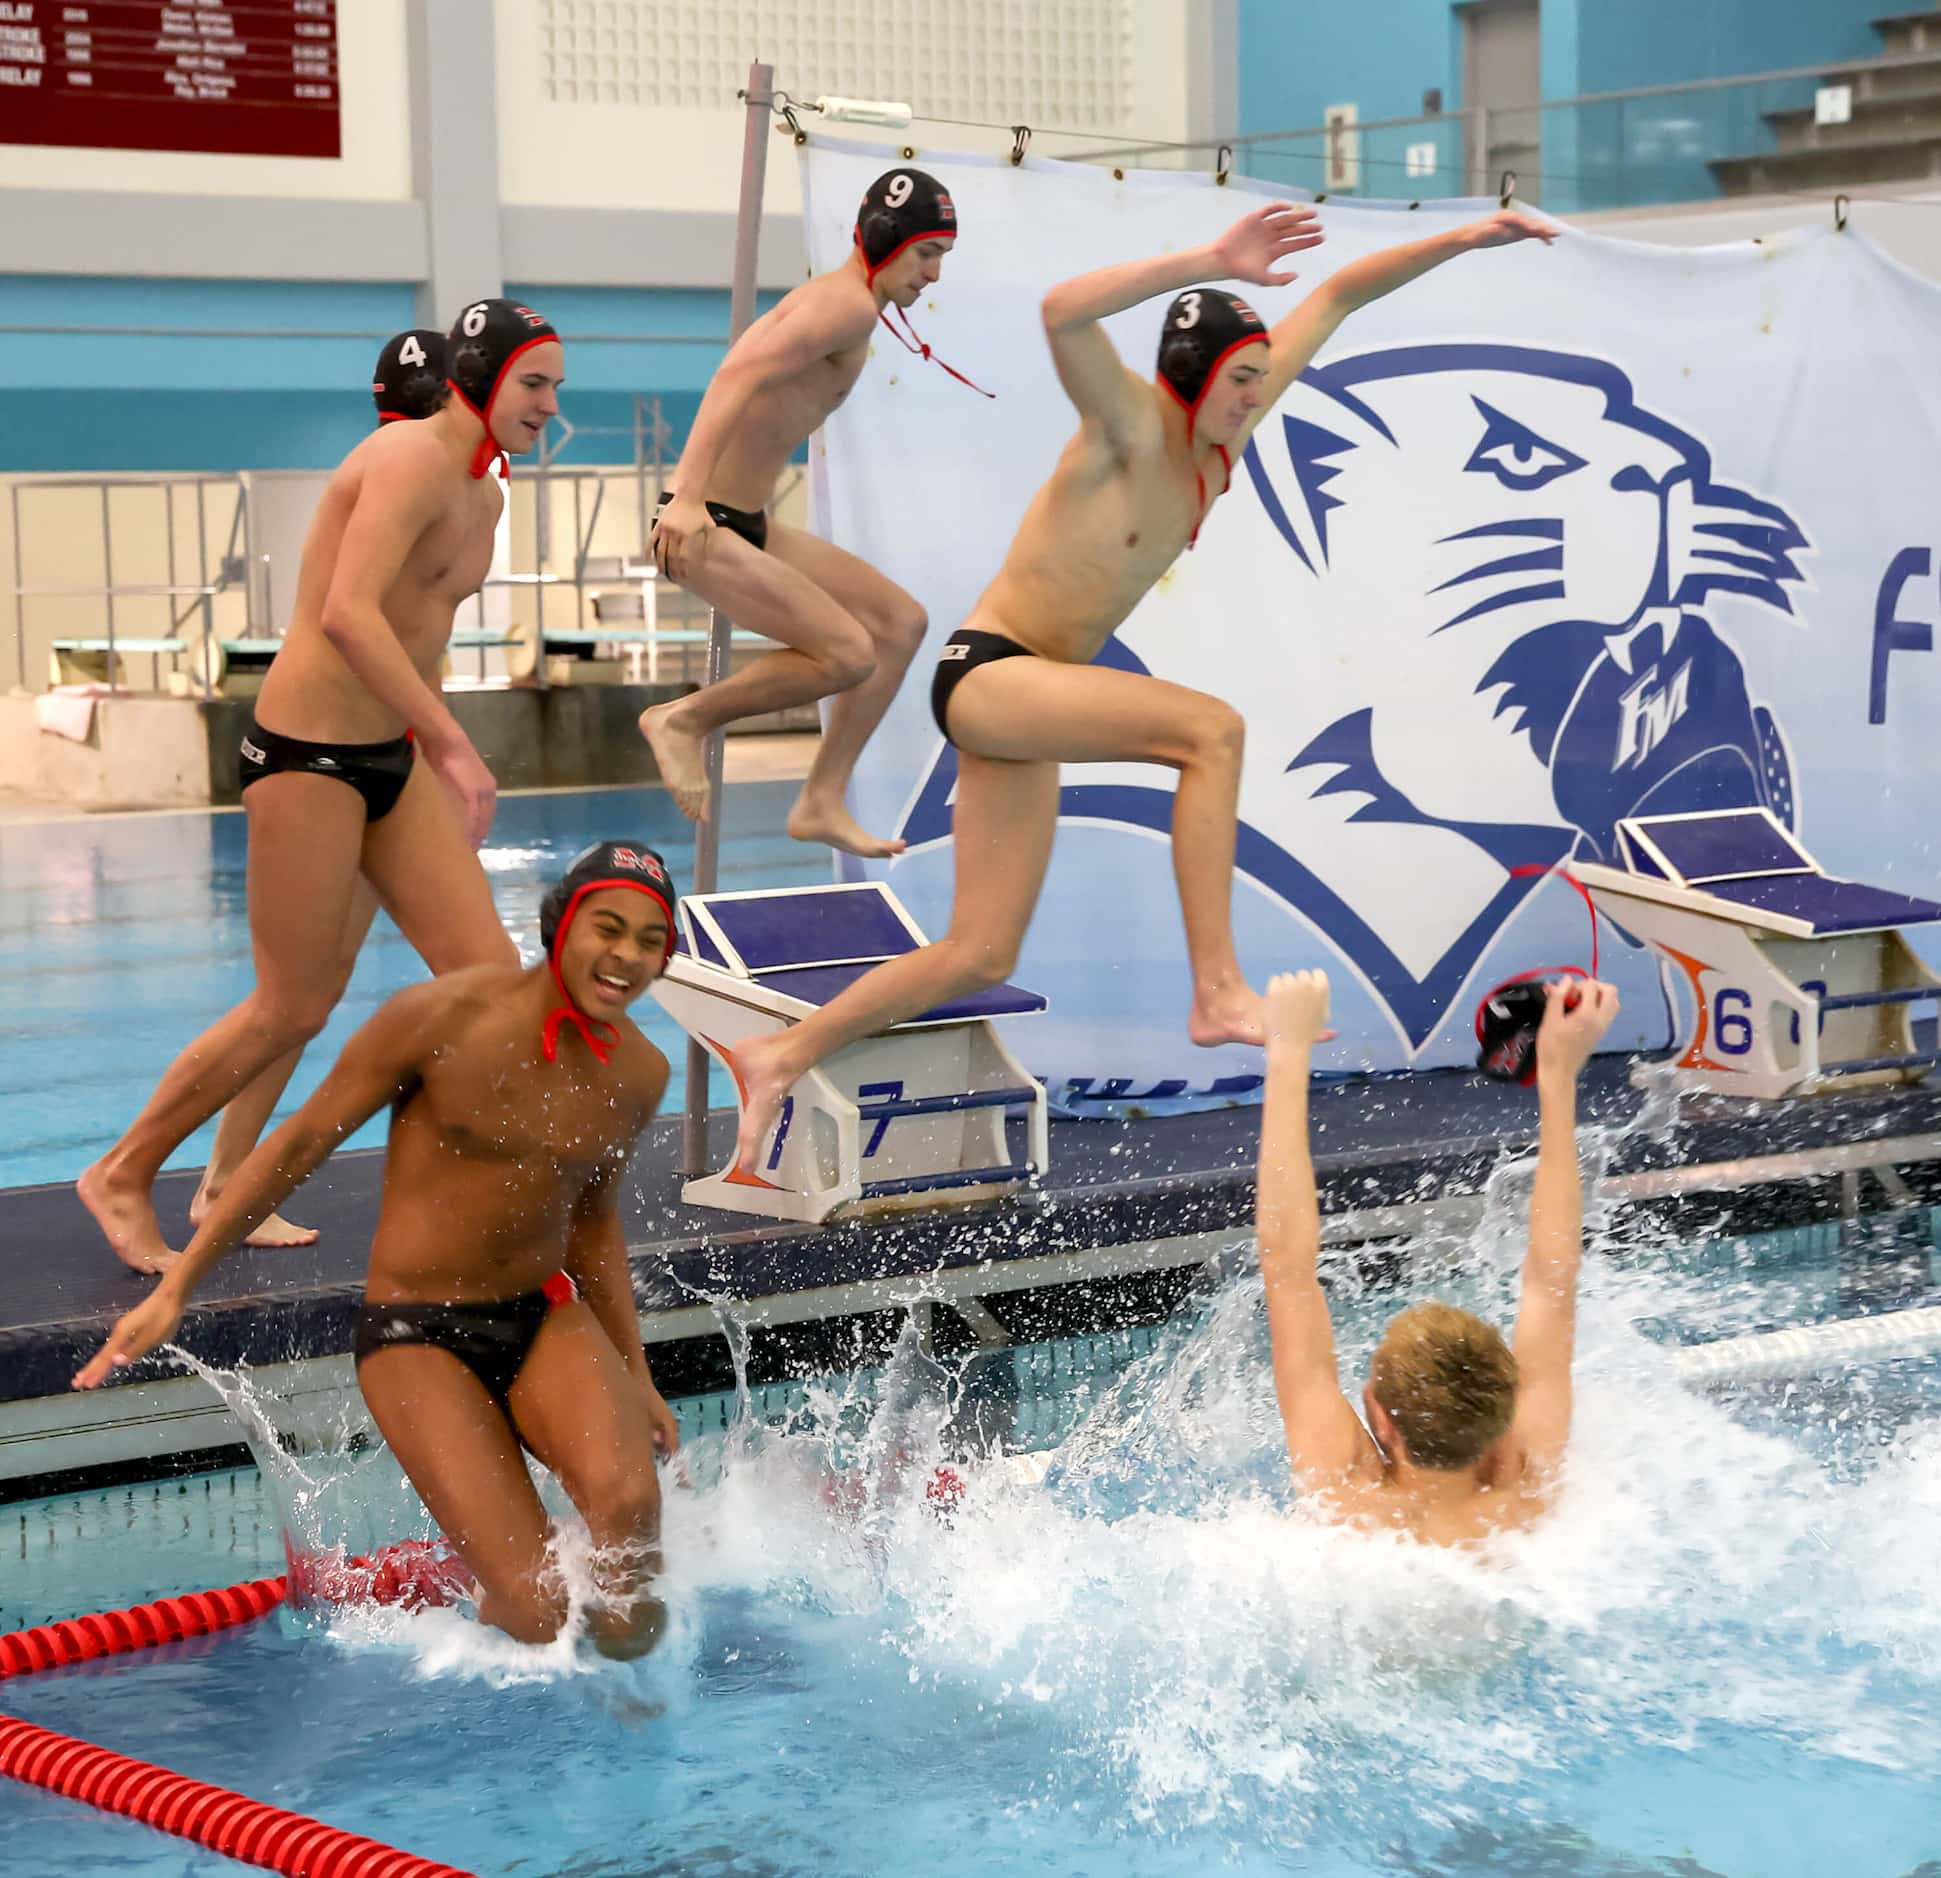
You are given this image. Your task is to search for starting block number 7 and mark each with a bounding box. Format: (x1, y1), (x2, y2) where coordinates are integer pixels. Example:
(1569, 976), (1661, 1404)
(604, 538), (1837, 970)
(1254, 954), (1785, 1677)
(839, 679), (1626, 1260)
(765, 1084), (906, 1174)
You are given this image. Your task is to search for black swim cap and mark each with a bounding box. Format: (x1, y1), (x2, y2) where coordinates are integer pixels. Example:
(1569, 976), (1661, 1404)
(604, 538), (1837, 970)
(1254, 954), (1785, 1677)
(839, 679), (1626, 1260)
(372, 329), (448, 423)
(445, 297), (561, 478)
(855, 168), (957, 282)
(1475, 975), (1583, 1085)
(1156, 288), (1268, 428)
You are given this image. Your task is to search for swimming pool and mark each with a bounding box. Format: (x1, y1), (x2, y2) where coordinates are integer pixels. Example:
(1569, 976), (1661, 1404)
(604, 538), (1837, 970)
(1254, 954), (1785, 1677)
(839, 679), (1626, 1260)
(6, 1204), (1940, 1876)
(0, 782), (822, 1190)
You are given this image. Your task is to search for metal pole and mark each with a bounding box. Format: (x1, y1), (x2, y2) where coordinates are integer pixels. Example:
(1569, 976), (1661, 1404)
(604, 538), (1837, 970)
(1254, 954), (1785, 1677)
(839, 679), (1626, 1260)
(633, 395), (649, 559)
(11, 484), (25, 692)
(100, 482), (117, 694)
(683, 57), (773, 1178)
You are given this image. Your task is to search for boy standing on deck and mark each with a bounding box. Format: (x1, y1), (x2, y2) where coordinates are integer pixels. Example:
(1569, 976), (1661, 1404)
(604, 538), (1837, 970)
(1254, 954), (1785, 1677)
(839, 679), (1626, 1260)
(1258, 970), (1617, 1542)
(76, 843), (683, 1658)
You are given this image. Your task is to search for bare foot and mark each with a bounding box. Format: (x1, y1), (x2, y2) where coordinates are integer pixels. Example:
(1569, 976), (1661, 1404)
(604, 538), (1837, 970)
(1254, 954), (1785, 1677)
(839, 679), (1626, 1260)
(77, 1158), (177, 1276)
(190, 1181), (319, 1249)
(638, 701), (710, 822)
(1187, 982), (1270, 1049)
(786, 793), (907, 860)
(727, 1032), (797, 1175)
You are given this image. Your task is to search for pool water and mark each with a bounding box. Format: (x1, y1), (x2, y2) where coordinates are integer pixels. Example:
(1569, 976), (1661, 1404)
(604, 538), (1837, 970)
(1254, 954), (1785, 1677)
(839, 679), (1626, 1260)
(5, 1203), (1941, 1876)
(0, 783), (821, 1190)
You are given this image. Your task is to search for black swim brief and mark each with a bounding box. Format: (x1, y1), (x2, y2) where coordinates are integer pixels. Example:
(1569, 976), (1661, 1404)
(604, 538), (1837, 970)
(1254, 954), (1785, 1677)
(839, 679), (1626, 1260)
(655, 490), (767, 554)
(930, 629), (1037, 744)
(352, 1289), (555, 1412)
(239, 717), (415, 823)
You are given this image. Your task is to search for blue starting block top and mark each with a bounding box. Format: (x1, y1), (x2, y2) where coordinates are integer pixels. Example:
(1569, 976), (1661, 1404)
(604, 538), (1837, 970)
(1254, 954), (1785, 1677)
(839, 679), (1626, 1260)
(1616, 810), (1941, 936)
(679, 883), (1048, 1024)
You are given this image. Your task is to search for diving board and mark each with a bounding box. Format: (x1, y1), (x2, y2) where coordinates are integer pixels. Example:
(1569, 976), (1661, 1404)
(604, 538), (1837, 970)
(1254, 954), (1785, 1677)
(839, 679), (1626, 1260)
(652, 882), (1050, 1223)
(1573, 807), (1941, 1100)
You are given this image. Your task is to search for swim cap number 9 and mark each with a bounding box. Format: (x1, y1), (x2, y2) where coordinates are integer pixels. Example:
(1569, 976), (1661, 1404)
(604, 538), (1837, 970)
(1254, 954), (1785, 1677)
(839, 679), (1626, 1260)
(885, 173), (915, 208)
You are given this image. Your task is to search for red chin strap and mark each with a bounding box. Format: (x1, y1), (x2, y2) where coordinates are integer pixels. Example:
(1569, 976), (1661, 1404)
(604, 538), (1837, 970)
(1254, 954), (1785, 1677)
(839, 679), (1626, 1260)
(855, 233), (993, 399)
(1508, 862), (1600, 978)
(444, 376), (510, 481)
(541, 878), (676, 1066)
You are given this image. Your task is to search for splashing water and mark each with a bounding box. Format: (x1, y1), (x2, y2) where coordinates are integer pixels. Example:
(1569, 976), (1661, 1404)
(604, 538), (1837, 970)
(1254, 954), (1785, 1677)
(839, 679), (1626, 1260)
(149, 1167), (1941, 1872)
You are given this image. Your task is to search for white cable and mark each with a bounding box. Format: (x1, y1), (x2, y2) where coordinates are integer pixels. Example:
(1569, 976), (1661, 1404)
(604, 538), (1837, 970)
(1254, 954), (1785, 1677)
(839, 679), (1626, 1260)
(1671, 1304), (1941, 1383)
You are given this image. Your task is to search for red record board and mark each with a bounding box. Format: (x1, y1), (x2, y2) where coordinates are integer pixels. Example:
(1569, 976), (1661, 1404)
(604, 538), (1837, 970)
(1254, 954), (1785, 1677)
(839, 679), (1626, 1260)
(0, 2), (340, 159)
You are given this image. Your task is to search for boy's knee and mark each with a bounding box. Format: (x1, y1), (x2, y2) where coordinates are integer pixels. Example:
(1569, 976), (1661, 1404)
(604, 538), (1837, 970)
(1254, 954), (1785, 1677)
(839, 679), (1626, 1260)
(942, 933), (1020, 992)
(578, 1460), (663, 1543)
(877, 605), (927, 666)
(246, 986), (339, 1049)
(824, 634), (877, 693)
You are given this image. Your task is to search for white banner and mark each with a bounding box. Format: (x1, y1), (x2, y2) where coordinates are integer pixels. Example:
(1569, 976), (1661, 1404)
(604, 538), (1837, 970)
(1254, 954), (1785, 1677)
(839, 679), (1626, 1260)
(801, 135), (1941, 1102)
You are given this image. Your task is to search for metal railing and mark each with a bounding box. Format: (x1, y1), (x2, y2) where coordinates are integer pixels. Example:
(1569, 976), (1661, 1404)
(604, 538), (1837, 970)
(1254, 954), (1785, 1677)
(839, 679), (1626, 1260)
(1063, 50), (1941, 213)
(5, 393), (804, 697)
(11, 473), (253, 694)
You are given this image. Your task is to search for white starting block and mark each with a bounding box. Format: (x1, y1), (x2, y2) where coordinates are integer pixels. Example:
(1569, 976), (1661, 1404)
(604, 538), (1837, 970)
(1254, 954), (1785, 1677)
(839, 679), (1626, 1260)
(652, 882), (1050, 1223)
(1572, 808), (1941, 1100)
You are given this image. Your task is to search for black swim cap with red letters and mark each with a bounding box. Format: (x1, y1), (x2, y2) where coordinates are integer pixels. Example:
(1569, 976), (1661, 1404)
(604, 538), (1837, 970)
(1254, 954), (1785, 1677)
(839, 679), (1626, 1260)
(445, 297), (561, 478)
(372, 329), (448, 423)
(855, 168), (957, 281)
(1156, 288), (1268, 427)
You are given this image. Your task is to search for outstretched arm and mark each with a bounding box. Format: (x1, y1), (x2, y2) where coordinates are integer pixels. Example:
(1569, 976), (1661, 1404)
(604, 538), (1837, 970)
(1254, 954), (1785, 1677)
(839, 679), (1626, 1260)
(654, 288), (878, 579)
(1258, 970), (1381, 1493)
(1041, 201), (1321, 457)
(1238, 208), (1557, 443)
(1506, 979), (1619, 1482)
(72, 980), (466, 1388)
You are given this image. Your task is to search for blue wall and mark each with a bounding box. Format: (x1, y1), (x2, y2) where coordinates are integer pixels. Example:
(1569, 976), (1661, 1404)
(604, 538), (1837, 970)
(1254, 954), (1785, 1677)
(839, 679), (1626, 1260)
(0, 276), (768, 473)
(1235, 0), (1893, 209)
(1236, 0), (1463, 197)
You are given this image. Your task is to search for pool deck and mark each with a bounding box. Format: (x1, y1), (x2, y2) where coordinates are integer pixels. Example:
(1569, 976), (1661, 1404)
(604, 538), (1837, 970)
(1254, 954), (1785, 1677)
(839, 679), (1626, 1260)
(7, 1054), (1941, 1488)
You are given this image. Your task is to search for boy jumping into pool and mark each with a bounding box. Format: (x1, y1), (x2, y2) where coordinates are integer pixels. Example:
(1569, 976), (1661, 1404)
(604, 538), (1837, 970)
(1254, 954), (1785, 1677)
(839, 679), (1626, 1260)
(642, 167), (972, 856)
(75, 842), (683, 1659)
(1259, 969), (1617, 1542)
(724, 200), (1555, 1176)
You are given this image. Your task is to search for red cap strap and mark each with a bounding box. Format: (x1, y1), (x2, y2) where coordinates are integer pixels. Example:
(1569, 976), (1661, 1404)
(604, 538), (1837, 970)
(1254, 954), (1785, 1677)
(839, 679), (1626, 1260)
(877, 306), (996, 399)
(1508, 862), (1600, 978)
